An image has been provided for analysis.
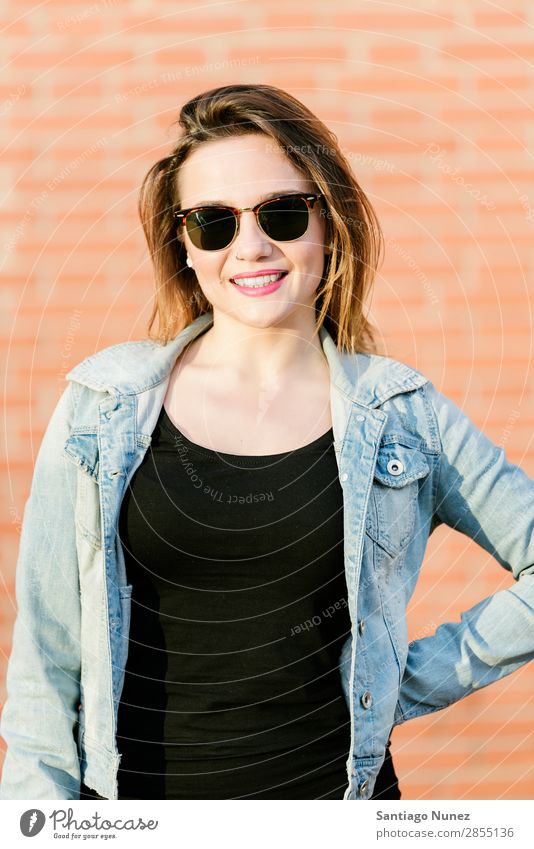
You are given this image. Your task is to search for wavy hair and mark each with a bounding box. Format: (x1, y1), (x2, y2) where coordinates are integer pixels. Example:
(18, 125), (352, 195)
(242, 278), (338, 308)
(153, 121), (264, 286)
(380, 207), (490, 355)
(138, 83), (384, 353)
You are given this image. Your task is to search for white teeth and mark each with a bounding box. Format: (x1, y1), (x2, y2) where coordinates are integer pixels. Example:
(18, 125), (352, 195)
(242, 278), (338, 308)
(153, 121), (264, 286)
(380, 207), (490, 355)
(232, 272), (285, 288)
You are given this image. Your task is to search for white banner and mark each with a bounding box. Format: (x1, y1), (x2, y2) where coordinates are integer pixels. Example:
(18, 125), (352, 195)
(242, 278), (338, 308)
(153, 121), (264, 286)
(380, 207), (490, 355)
(1, 799), (532, 848)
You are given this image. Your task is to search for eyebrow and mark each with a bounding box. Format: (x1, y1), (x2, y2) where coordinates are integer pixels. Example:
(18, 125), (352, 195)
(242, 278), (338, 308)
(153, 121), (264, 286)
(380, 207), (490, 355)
(184, 189), (306, 208)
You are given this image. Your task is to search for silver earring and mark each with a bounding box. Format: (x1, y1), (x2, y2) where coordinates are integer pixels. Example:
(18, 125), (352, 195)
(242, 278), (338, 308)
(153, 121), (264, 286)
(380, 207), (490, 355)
(186, 256), (193, 268)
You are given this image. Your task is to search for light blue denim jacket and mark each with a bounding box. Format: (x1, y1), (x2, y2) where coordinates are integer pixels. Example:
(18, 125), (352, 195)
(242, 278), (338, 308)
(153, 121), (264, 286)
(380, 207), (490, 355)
(1, 310), (533, 800)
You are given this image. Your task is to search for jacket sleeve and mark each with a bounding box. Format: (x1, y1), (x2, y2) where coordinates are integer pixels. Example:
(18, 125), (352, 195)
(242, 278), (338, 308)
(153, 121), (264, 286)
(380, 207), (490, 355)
(393, 379), (534, 726)
(0, 382), (82, 799)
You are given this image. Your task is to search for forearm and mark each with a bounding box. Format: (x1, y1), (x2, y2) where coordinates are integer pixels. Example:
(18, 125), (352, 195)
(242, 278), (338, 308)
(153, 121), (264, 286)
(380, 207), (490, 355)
(393, 572), (534, 725)
(0, 383), (82, 800)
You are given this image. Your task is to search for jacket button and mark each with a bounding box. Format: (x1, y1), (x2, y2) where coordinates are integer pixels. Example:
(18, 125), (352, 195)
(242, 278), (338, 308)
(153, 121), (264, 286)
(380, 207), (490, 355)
(361, 690), (372, 709)
(358, 619), (365, 635)
(358, 778), (369, 796)
(340, 473), (348, 482)
(356, 414), (365, 422)
(105, 403), (119, 418)
(387, 458), (404, 476)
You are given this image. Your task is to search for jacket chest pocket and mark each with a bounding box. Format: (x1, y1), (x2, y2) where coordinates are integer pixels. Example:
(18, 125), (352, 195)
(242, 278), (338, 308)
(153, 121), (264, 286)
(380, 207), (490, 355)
(64, 430), (102, 550)
(76, 469), (102, 549)
(365, 441), (430, 558)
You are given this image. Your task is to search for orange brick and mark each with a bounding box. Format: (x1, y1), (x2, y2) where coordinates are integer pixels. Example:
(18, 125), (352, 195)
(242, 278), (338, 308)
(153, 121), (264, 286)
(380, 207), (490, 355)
(333, 12), (455, 29)
(369, 44), (421, 63)
(153, 49), (220, 66)
(260, 74), (317, 90)
(476, 74), (528, 90)
(51, 81), (105, 97)
(474, 11), (528, 27)
(444, 41), (534, 59)
(341, 74), (459, 93)
(369, 108), (424, 124)
(9, 50), (134, 68)
(0, 18), (31, 35)
(228, 45), (347, 62)
(53, 17), (103, 35)
(441, 106), (531, 125)
(263, 14), (319, 27)
(9, 115), (130, 133)
(123, 15), (244, 34)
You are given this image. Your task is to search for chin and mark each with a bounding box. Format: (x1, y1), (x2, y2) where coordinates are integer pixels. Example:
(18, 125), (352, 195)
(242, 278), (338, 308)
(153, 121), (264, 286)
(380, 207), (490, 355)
(233, 303), (305, 326)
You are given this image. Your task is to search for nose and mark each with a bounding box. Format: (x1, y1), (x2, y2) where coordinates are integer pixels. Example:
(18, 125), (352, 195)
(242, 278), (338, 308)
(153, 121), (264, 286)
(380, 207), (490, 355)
(232, 209), (274, 260)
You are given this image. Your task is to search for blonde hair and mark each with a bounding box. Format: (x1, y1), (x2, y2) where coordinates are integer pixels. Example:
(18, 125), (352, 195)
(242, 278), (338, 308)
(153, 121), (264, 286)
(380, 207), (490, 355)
(138, 83), (384, 353)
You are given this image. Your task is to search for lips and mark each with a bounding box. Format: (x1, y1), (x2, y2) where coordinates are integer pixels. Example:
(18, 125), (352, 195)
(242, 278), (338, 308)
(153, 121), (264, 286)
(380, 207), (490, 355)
(230, 271), (288, 285)
(229, 271), (289, 297)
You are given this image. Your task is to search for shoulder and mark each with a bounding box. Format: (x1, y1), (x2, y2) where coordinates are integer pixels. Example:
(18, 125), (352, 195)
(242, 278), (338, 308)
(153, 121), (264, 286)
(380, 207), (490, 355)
(346, 351), (441, 452)
(346, 349), (431, 406)
(63, 337), (179, 397)
(63, 316), (214, 395)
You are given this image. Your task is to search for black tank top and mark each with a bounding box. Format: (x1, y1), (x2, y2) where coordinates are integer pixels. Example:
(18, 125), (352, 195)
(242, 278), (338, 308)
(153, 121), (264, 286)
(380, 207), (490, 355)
(114, 404), (398, 800)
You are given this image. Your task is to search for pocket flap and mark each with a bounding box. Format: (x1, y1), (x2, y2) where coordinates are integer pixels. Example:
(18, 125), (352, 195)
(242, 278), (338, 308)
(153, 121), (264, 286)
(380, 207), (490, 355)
(64, 430), (99, 480)
(373, 442), (430, 488)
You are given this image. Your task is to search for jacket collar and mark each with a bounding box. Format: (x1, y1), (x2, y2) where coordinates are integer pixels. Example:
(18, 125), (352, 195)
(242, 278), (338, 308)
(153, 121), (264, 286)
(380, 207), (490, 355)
(65, 311), (427, 409)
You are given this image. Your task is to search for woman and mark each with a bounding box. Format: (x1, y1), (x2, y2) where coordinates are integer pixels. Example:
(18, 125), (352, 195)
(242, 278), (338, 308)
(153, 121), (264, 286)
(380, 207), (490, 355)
(1, 83), (533, 801)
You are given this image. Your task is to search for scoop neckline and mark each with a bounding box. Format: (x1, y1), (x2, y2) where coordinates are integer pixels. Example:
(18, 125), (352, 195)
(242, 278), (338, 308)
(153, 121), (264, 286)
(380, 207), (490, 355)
(159, 405), (334, 461)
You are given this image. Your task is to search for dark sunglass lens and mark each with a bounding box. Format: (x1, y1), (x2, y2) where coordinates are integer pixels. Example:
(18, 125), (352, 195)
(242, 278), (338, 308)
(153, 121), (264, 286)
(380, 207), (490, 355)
(259, 196), (309, 241)
(186, 208), (236, 250)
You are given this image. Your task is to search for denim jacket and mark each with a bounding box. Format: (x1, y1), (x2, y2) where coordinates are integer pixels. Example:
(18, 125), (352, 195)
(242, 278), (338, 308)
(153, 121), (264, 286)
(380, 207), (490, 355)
(1, 310), (533, 801)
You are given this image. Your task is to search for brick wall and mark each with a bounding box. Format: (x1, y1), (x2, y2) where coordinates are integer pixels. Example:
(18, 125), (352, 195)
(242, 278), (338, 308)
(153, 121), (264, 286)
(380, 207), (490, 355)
(1, 0), (533, 799)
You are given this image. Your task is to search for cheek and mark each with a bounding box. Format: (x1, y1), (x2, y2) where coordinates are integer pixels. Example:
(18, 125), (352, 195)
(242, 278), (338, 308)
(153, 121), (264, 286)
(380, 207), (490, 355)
(298, 241), (328, 278)
(305, 218), (328, 265)
(192, 256), (226, 288)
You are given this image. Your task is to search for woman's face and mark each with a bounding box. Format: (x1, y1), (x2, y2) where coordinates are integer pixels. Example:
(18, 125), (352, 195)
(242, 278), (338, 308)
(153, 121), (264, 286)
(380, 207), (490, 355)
(176, 133), (330, 329)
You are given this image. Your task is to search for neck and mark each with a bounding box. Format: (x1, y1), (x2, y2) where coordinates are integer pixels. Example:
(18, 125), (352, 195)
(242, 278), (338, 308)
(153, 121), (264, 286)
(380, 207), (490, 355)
(189, 309), (327, 386)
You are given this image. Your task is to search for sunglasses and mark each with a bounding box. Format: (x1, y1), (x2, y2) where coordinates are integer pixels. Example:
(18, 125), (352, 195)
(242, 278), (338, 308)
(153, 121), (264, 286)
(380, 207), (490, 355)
(173, 192), (324, 251)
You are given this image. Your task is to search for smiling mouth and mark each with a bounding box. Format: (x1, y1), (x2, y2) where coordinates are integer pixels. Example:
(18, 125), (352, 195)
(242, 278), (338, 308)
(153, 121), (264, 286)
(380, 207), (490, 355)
(230, 271), (288, 288)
